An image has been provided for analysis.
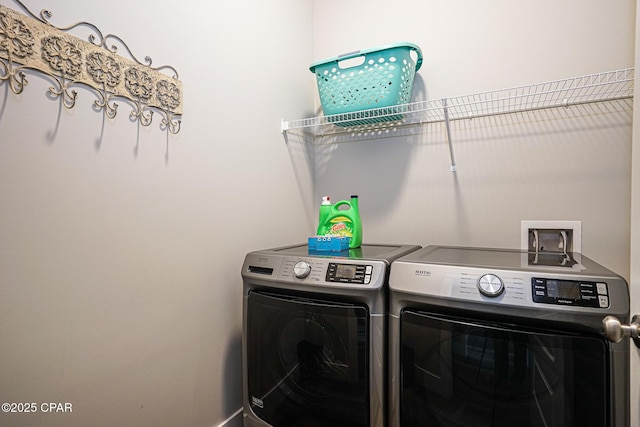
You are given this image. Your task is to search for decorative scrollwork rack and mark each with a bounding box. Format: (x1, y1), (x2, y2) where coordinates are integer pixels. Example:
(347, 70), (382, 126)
(0, 0), (183, 133)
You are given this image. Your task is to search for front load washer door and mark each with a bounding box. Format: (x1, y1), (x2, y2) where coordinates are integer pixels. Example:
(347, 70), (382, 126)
(247, 290), (369, 427)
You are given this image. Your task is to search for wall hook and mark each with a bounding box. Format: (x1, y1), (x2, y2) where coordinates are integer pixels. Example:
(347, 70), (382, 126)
(0, 1), (183, 133)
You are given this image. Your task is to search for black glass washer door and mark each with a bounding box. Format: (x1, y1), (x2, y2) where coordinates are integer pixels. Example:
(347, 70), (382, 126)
(400, 310), (608, 427)
(247, 290), (369, 427)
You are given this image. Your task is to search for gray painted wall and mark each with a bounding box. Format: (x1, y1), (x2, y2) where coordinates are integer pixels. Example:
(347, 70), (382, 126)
(0, 1), (313, 426)
(0, 0), (637, 426)
(310, 0), (635, 279)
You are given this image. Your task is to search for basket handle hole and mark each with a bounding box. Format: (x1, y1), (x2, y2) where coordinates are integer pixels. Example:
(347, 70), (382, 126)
(338, 56), (366, 69)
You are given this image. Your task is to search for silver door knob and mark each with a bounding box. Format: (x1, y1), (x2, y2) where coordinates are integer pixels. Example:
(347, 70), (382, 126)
(602, 315), (640, 348)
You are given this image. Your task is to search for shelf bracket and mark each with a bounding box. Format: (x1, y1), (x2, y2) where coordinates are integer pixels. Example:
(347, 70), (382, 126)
(442, 98), (457, 172)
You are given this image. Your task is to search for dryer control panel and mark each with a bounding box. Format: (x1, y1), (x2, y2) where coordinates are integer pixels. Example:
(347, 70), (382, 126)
(388, 245), (629, 317)
(532, 278), (610, 308)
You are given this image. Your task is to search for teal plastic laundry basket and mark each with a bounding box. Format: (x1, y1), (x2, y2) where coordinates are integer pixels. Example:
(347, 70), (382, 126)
(310, 42), (423, 126)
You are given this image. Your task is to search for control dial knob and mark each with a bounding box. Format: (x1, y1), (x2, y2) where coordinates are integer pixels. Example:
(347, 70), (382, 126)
(477, 273), (504, 297)
(293, 261), (312, 279)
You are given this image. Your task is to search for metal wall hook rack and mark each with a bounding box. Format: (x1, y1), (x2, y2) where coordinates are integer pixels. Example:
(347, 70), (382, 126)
(602, 315), (640, 348)
(0, 0), (183, 134)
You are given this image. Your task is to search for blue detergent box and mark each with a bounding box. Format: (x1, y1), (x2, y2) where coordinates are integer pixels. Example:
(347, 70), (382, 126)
(308, 236), (351, 252)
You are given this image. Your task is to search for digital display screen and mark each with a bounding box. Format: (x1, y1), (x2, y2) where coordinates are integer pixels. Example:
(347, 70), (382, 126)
(335, 264), (357, 279)
(546, 280), (582, 300)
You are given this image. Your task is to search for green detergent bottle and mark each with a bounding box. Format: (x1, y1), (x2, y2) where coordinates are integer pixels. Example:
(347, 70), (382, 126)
(316, 195), (363, 249)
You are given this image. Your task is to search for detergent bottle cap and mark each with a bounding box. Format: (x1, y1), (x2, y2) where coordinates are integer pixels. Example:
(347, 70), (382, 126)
(321, 196), (331, 205)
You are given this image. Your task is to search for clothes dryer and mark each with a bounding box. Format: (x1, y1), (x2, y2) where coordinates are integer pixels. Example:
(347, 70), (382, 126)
(389, 245), (630, 427)
(242, 243), (420, 427)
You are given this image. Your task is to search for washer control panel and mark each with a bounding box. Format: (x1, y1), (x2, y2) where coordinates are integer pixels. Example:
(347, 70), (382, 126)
(326, 263), (373, 285)
(532, 278), (609, 308)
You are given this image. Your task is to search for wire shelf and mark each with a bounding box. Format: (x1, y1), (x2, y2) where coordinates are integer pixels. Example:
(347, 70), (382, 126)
(282, 68), (634, 138)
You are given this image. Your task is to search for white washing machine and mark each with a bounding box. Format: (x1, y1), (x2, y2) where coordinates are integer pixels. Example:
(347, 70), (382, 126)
(241, 243), (421, 427)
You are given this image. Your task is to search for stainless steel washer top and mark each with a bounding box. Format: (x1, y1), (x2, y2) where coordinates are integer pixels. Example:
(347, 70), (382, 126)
(242, 243), (421, 309)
